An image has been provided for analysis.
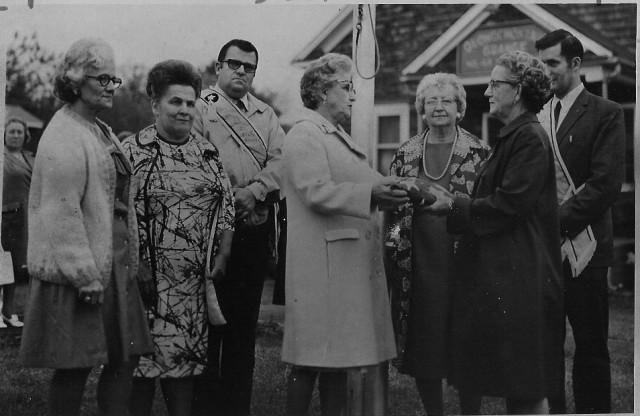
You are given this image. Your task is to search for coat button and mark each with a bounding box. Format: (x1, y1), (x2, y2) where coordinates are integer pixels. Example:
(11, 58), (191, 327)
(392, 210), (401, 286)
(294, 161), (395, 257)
(365, 231), (372, 239)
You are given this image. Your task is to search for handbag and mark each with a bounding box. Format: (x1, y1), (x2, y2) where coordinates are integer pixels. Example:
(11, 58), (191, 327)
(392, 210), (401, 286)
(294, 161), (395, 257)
(205, 201), (227, 326)
(0, 251), (15, 286)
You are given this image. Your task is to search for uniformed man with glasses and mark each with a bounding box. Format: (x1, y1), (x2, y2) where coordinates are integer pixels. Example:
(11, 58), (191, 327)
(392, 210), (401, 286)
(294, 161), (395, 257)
(192, 39), (285, 416)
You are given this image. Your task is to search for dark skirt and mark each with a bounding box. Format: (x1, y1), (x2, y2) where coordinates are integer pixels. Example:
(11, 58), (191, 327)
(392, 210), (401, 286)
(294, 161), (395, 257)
(1, 207), (28, 269)
(19, 216), (153, 368)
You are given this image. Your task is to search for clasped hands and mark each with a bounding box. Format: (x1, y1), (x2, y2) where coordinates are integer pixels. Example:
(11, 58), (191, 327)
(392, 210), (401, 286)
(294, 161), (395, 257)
(373, 177), (454, 215)
(233, 187), (256, 221)
(419, 183), (454, 215)
(372, 176), (410, 211)
(78, 280), (104, 306)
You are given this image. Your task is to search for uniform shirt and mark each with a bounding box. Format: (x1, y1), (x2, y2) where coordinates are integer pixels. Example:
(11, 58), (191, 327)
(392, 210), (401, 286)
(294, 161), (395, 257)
(194, 84), (285, 202)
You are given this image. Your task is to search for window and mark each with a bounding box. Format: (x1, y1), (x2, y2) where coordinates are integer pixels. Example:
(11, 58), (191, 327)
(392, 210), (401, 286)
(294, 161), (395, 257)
(374, 103), (410, 174)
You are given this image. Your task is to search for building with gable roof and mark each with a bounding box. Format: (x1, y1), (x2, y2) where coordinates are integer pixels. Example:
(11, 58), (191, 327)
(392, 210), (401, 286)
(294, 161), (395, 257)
(292, 3), (635, 184)
(293, 3), (636, 288)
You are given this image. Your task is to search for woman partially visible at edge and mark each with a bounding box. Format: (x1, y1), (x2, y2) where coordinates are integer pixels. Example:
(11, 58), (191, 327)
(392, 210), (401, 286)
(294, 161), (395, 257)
(427, 51), (564, 414)
(2, 118), (35, 328)
(19, 37), (153, 416)
(386, 72), (489, 415)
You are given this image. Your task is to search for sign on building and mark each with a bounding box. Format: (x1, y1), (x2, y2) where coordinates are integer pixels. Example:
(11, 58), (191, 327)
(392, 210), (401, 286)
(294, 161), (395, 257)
(458, 23), (546, 76)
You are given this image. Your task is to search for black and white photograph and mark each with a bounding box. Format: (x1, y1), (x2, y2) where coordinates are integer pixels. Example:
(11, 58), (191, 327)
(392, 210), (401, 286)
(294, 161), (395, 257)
(0, 1), (635, 415)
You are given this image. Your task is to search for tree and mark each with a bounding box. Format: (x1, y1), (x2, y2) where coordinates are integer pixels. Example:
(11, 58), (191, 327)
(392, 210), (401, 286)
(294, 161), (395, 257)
(6, 31), (60, 124)
(100, 64), (154, 136)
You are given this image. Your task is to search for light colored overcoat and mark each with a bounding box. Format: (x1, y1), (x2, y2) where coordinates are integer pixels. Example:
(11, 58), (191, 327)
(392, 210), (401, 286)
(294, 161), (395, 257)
(280, 110), (396, 368)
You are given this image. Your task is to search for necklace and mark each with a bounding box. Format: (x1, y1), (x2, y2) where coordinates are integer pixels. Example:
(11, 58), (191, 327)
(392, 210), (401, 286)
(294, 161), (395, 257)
(422, 128), (458, 181)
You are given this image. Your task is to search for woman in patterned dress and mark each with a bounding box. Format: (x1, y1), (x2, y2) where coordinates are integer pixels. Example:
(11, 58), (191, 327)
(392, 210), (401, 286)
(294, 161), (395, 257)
(123, 60), (235, 416)
(386, 73), (489, 415)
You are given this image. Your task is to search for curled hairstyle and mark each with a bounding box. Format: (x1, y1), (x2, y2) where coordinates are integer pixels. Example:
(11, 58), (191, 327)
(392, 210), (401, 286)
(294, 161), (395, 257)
(218, 39), (259, 66)
(495, 51), (550, 113)
(54, 37), (114, 103)
(4, 117), (31, 146)
(300, 53), (353, 110)
(535, 29), (584, 63)
(145, 59), (203, 100)
(415, 72), (467, 122)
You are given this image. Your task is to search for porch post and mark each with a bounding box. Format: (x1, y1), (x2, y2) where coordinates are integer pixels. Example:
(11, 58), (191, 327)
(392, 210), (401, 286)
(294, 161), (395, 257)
(350, 4), (377, 165)
(347, 5), (389, 416)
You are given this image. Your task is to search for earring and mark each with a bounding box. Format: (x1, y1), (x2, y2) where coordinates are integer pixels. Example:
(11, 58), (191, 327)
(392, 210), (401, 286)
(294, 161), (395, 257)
(456, 112), (461, 118)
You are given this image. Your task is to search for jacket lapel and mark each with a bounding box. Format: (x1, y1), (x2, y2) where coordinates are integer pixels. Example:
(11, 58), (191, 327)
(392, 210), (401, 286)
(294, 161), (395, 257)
(449, 127), (473, 178)
(556, 89), (589, 144)
(334, 126), (367, 158)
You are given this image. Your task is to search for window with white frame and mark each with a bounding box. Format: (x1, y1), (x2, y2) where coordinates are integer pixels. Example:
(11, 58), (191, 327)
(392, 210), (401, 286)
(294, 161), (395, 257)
(373, 103), (411, 174)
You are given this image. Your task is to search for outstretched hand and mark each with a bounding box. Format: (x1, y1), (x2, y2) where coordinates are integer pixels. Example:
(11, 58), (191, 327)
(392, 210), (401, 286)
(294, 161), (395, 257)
(422, 184), (454, 215)
(372, 176), (410, 211)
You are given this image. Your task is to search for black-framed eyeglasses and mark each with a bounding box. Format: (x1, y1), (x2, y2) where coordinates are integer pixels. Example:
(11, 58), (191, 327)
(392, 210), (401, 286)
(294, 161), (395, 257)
(487, 79), (519, 90)
(84, 74), (123, 88)
(221, 59), (257, 74)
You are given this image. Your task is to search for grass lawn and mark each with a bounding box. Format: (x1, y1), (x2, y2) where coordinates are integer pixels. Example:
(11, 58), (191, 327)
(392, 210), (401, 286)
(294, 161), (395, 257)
(0, 283), (634, 415)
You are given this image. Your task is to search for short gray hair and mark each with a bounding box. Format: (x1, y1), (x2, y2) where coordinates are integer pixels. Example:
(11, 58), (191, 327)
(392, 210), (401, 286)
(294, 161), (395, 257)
(54, 37), (115, 103)
(495, 51), (550, 113)
(415, 72), (467, 123)
(300, 53), (352, 110)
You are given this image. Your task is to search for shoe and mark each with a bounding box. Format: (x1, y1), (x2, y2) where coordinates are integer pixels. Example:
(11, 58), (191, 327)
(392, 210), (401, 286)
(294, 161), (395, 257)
(2, 314), (23, 328)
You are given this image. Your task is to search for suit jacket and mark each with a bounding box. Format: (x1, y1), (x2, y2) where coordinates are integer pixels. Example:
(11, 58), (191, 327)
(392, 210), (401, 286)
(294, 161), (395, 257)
(280, 109), (396, 367)
(539, 88), (625, 267)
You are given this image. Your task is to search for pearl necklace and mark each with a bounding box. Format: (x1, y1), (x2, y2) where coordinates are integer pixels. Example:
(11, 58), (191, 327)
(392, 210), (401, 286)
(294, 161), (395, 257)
(422, 128), (458, 182)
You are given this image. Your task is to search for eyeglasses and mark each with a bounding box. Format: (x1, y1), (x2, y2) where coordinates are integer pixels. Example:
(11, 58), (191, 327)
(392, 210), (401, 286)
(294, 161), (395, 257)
(487, 79), (519, 90)
(221, 59), (257, 74)
(424, 97), (456, 107)
(335, 79), (356, 94)
(84, 74), (122, 88)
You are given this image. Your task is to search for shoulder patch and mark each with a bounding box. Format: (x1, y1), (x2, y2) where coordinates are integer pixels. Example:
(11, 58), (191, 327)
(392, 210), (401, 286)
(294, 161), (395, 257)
(203, 92), (219, 104)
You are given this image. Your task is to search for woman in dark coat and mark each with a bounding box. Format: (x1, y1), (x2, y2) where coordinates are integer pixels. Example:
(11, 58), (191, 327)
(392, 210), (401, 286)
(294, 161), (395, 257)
(427, 51), (564, 414)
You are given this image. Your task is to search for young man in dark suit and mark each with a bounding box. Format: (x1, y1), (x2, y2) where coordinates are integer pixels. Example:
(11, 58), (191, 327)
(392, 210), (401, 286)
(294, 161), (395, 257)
(536, 29), (626, 414)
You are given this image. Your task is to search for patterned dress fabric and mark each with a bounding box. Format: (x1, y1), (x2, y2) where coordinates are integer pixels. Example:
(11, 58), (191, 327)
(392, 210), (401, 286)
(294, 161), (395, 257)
(122, 125), (234, 378)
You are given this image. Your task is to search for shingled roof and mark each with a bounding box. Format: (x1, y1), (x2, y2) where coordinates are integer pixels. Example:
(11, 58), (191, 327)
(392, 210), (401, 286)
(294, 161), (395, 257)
(294, 3), (636, 101)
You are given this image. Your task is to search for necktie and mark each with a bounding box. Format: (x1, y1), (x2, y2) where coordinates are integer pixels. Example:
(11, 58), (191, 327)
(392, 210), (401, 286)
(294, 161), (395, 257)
(235, 99), (247, 112)
(554, 101), (562, 131)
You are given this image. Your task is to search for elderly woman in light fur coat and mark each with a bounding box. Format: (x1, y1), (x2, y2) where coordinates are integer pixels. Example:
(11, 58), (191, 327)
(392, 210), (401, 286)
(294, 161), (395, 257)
(19, 37), (152, 416)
